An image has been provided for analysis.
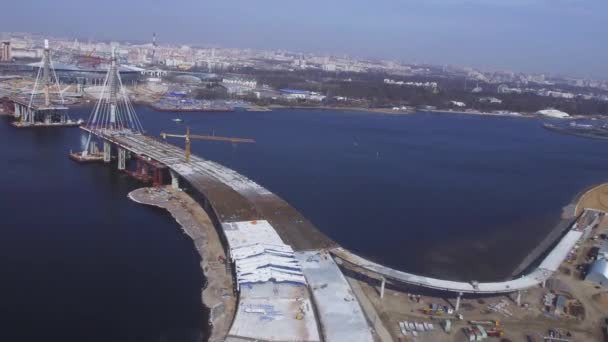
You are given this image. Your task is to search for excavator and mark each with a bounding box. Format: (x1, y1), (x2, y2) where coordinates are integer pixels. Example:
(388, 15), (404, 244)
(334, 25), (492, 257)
(160, 127), (255, 162)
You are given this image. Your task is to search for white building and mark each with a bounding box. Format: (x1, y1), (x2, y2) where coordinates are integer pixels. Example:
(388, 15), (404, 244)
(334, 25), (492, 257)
(449, 100), (466, 108)
(479, 97), (502, 104)
(0, 41), (11, 61)
(536, 108), (570, 118)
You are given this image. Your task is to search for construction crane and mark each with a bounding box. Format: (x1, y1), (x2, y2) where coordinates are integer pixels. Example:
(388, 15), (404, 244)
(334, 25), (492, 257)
(160, 127), (255, 162)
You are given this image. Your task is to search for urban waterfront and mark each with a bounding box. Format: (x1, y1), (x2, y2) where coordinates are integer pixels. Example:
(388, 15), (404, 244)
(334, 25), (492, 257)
(3, 107), (608, 341)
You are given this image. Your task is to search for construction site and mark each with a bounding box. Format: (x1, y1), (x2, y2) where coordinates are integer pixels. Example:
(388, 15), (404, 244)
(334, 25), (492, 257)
(2, 40), (82, 128)
(3, 38), (608, 342)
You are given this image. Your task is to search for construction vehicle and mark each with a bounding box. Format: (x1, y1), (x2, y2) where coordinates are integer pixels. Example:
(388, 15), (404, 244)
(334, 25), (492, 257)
(160, 127), (255, 162)
(421, 308), (443, 316)
(469, 320), (501, 327)
(486, 328), (504, 337)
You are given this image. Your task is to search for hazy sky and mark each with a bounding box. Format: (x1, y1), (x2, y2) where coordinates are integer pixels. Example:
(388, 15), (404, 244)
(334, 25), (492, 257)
(2, 0), (607, 77)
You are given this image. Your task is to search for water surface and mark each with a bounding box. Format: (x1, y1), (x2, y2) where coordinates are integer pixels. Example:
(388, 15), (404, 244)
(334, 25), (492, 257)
(2, 107), (608, 341)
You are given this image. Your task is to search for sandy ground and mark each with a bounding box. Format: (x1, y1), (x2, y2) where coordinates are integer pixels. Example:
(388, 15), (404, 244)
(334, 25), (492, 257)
(347, 269), (601, 342)
(129, 186), (236, 342)
(576, 183), (608, 215)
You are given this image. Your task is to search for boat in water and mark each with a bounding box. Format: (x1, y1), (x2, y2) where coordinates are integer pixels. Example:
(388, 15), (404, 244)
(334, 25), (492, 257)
(172, 118), (183, 123)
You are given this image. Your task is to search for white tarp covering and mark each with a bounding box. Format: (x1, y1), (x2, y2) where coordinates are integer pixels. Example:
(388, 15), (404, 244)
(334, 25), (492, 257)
(222, 220), (307, 289)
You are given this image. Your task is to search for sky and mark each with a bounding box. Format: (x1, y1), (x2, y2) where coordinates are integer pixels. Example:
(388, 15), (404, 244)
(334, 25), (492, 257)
(2, 0), (607, 78)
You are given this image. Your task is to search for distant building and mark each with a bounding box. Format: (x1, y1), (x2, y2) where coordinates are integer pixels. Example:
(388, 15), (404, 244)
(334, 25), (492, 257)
(449, 100), (466, 108)
(322, 63), (336, 72)
(222, 80), (256, 96)
(0, 41), (11, 61)
(384, 78), (437, 90)
(479, 97), (502, 104)
(10, 47), (40, 59)
(536, 108), (569, 118)
(280, 88), (325, 101)
(497, 84), (522, 94)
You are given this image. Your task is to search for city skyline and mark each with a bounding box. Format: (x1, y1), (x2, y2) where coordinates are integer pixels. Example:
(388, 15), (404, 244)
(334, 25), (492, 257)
(1, 0), (607, 78)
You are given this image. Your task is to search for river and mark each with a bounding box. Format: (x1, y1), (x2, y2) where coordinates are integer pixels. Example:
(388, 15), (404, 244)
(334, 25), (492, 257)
(2, 107), (608, 341)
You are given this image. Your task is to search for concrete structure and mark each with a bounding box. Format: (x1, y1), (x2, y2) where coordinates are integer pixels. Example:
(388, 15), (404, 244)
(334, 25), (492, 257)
(72, 59), (326, 340)
(296, 251), (373, 342)
(1, 41), (11, 62)
(331, 224), (585, 294)
(280, 88), (326, 101)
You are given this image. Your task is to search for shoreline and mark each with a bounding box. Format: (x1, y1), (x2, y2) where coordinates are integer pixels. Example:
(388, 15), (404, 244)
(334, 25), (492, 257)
(265, 104), (415, 115)
(128, 186), (235, 342)
(62, 100), (589, 120)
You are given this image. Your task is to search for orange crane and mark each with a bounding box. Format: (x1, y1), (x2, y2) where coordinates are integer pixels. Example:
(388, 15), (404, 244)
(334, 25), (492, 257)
(160, 127), (255, 162)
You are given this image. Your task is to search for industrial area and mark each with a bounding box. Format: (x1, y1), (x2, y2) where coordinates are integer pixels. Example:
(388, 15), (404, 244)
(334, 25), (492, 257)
(3, 32), (608, 120)
(2, 35), (608, 342)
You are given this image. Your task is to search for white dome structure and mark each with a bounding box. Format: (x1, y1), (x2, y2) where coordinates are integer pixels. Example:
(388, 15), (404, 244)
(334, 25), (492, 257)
(536, 108), (570, 118)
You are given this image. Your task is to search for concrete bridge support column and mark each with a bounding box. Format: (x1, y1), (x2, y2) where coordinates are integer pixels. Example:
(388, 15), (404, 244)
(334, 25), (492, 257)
(380, 277), (386, 300)
(170, 170), (179, 189)
(455, 292), (463, 312)
(103, 141), (111, 163)
(118, 148), (126, 170)
(14, 103), (20, 119)
(516, 291), (522, 306)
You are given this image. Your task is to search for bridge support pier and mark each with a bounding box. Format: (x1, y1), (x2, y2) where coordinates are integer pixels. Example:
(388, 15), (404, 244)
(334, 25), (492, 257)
(516, 290), (522, 306)
(380, 277), (386, 300)
(14, 103), (21, 119)
(455, 292), (463, 312)
(170, 170), (179, 189)
(118, 148), (126, 170)
(103, 142), (111, 163)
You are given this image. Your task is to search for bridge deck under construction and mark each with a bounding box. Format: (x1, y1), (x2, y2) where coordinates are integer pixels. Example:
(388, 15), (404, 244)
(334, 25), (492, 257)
(84, 126), (601, 298)
(90, 130), (336, 251)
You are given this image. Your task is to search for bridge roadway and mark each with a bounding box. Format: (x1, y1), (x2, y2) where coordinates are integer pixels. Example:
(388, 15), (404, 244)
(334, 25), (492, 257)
(93, 129), (587, 296)
(332, 226), (584, 294)
(93, 130), (335, 251)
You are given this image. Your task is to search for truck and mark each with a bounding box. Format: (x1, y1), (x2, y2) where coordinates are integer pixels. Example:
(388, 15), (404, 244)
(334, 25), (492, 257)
(469, 320), (500, 327)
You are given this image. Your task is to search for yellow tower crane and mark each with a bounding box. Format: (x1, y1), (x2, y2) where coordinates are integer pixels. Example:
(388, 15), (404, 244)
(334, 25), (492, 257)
(160, 127), (255, 162)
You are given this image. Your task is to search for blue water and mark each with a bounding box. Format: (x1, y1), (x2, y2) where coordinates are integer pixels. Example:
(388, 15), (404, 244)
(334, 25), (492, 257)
(2, 107), (608, 341)
(139, 109), (608, 280)
(0, 115), (206, 341)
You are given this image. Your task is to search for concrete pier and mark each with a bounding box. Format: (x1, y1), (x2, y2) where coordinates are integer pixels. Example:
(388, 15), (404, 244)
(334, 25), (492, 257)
(455, 292), (462, 311)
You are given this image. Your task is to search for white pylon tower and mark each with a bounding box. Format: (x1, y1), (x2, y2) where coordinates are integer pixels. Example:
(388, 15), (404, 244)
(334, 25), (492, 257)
(25, 39), (67, 123)
(82, 47), (144, 155)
